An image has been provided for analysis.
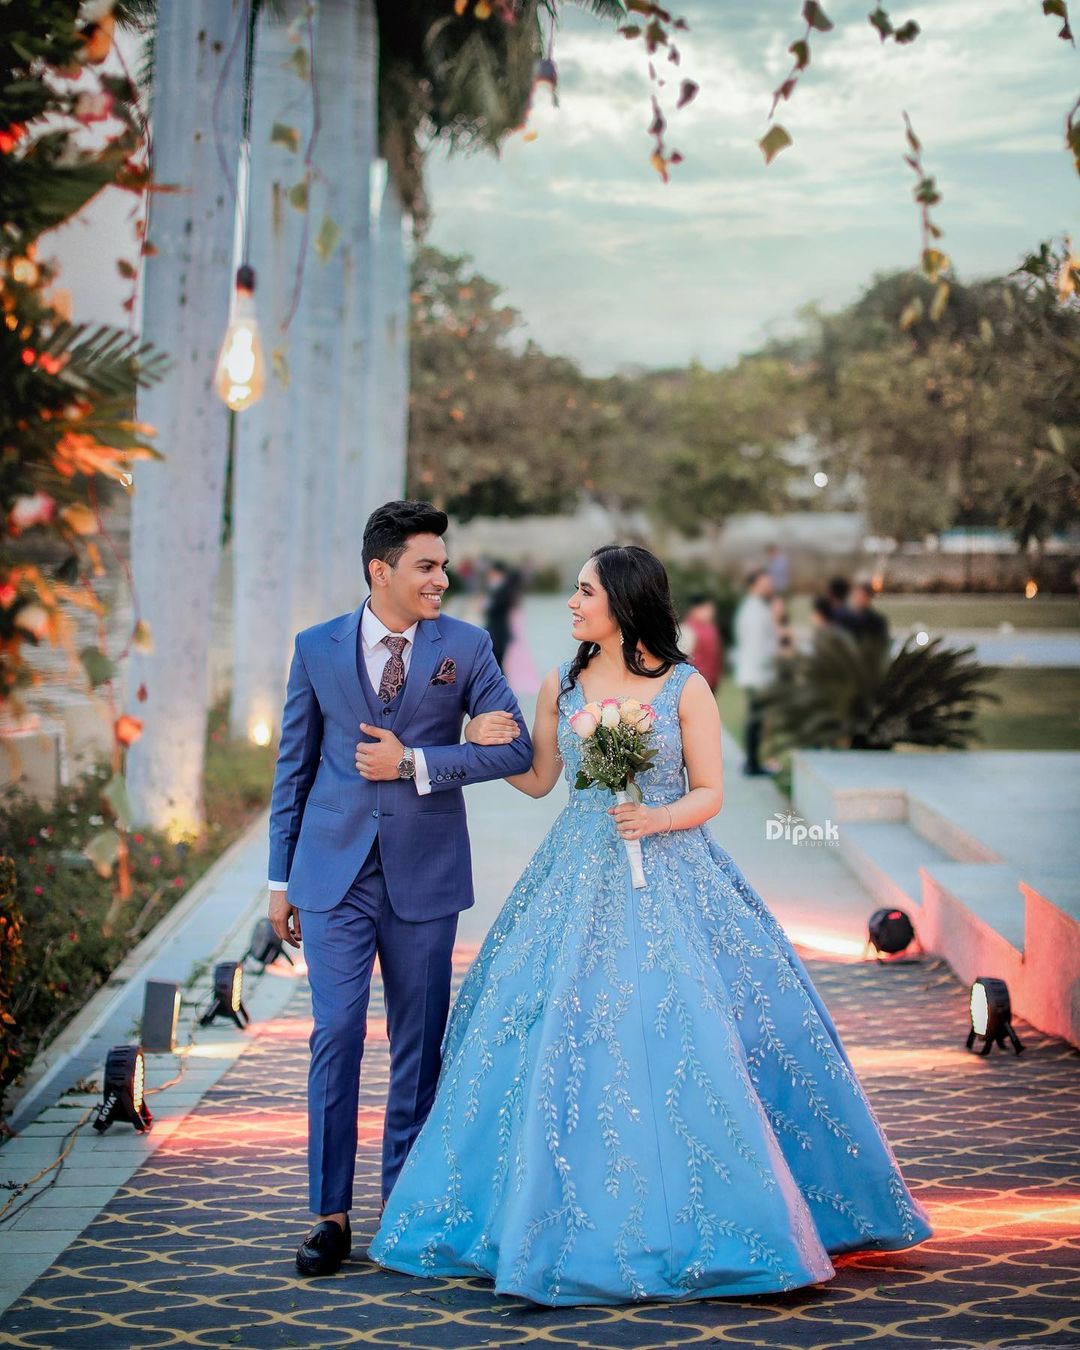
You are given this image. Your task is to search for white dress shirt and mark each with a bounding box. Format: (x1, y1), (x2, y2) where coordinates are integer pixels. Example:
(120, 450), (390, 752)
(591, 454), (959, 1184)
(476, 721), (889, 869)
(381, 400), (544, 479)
(733, 593), (778, 689)
(268, 606), (433, 892)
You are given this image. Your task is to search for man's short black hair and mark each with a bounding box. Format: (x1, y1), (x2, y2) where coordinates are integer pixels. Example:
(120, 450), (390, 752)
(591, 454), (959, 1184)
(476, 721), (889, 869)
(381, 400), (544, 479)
(362, 500), (448, 588)
(827, 575), (851, 603)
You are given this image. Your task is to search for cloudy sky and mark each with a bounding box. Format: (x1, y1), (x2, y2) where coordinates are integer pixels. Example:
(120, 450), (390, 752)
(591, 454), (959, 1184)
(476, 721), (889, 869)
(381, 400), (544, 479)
(52, 1), (1076, 377)
(423, 0), (1077, 373)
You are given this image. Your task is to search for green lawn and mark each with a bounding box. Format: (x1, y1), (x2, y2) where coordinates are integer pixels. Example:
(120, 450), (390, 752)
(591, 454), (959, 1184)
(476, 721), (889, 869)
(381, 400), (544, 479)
(975, 667), (1080, 750)
(784, 593), (1079, 632)
(718, 666), (1080, 755)
(718, 676), (746, 745)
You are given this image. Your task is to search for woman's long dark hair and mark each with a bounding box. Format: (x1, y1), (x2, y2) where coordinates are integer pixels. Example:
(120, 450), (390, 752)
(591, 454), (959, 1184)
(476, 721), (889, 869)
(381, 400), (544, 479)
(560, 544), (687, 704)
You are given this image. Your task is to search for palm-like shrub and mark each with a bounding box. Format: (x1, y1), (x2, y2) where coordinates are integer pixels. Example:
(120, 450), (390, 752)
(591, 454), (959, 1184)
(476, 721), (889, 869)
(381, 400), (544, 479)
(759, 627), (1000, 752)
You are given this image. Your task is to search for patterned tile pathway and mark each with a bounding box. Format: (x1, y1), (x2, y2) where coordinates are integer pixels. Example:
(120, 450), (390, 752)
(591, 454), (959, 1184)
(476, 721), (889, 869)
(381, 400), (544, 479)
(1, 951), (1078, 1350)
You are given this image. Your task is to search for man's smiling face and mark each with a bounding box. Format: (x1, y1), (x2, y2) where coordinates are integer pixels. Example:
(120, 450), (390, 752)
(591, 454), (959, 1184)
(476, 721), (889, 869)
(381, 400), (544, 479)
(370, 532), (450, 628)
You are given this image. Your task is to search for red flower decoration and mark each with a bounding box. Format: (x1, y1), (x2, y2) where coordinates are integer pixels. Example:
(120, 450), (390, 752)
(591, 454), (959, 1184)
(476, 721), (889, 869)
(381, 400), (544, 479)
(115, 714), (143, 746)
(0, 123), (27, 154)
(7, 493), (56, 535)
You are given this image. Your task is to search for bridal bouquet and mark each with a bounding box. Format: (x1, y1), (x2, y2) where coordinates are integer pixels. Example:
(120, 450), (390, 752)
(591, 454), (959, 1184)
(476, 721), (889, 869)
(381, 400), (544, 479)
(569, 697), (658, 889)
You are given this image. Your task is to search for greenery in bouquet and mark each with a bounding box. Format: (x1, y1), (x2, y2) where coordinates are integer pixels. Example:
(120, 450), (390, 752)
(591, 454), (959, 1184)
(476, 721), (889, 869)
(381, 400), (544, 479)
(570, 697), (658, 800)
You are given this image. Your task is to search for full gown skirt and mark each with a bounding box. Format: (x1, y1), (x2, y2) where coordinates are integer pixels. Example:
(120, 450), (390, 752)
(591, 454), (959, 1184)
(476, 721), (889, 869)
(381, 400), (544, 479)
(369, 661), (932, 1305)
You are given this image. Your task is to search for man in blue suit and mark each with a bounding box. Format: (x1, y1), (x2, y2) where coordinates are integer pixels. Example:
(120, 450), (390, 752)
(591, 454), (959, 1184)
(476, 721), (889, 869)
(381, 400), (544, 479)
(267, 500), (532, 1277)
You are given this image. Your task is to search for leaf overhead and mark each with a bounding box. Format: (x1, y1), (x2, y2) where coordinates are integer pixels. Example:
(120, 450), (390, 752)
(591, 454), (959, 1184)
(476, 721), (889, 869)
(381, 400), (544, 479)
(802, 1), (834, 32)
(759, 123), (793, 164)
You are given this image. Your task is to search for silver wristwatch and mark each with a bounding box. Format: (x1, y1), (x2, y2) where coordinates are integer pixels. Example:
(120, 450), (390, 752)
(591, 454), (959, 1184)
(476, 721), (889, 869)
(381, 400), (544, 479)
(396, 746), (416, 780)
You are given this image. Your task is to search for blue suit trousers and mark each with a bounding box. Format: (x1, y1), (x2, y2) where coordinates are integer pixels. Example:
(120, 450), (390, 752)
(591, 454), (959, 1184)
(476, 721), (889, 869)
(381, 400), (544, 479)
(301, 840), (458, 1214)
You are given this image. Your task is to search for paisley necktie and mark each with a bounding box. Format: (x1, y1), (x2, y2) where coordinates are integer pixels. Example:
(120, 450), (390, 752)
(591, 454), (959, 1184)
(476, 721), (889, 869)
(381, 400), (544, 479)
(378, 635), (408, 704)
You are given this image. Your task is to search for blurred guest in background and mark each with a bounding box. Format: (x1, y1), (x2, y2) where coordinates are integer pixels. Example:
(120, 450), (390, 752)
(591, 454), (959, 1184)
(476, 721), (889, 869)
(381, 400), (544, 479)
(809, 595), (835, 632)
(771, 592), (795, 660)
(766, 543), (790, 597)
(840, 579), (889, 645)
(484, 560), (518, 670)
(733, 568), (778, 777)
(826, 575), (854, 627)
(682, 594), (725, 692)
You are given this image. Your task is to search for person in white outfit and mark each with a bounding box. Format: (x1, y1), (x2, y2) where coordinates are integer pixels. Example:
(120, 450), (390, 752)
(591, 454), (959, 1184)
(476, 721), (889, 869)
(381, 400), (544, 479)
(733, 568), (778, 776)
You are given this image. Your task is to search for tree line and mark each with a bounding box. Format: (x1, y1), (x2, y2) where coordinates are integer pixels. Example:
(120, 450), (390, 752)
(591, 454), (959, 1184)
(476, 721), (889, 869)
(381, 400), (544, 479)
(408, 241), (1080, 550)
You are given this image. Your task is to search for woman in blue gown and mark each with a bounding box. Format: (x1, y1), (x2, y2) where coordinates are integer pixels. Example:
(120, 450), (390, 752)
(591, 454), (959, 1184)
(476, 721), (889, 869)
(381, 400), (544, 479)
(368, 544), (932, 1306)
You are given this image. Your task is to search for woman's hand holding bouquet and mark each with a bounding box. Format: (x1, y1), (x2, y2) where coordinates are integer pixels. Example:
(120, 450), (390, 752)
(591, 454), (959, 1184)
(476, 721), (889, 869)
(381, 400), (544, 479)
(569, 697), (658, 888)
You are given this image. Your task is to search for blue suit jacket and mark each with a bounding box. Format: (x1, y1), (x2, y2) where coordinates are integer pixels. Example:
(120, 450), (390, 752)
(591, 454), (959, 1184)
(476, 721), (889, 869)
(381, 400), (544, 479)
(268, 601), (533, 919)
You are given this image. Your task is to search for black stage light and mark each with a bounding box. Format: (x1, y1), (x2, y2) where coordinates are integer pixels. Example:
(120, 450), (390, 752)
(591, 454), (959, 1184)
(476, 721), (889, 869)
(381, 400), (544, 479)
(141, 979), (182, 1053)
(199, 960), (250, 1029)
(244, 916), (294, 969)
(967, 976), (1024, 1055)
(93, 1045), (153, 1133)
(867, 907), (916, 958)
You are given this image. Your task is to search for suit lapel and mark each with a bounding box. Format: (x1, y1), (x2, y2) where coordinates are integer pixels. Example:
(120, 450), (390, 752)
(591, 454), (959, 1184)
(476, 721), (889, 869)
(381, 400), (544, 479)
(330, 603), (371, 727)
(394, 617), (443, 733)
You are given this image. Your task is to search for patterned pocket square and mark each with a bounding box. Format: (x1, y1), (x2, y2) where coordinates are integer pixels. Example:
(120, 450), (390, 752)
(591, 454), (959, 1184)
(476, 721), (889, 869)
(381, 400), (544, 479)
(430, 657), (457, 686)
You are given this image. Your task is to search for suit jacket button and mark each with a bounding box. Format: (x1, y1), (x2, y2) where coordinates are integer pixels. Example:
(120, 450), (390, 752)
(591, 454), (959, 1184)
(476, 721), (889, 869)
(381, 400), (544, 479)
(372, 809), (379, 818)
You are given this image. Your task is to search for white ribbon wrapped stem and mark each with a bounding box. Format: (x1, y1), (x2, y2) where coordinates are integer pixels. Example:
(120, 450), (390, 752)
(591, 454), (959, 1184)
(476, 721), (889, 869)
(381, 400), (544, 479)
(615, 789), (646, 889)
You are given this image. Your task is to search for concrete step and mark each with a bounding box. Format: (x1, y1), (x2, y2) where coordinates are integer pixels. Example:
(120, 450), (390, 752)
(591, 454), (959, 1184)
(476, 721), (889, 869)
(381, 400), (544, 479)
(921, 861), (1027, 953)
(907, 796), (1001, 864)
(839, 820), (954, 912)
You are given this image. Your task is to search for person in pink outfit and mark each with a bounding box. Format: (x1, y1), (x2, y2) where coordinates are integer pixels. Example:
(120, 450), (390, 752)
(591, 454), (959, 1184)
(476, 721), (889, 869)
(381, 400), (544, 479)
(682, 594), (724, 691)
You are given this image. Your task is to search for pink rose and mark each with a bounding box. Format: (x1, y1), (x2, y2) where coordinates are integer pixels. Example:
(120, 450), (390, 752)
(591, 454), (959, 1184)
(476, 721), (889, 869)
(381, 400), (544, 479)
(600, 698), (621, 729)
(7, 492), (56, 535)
(619, 698), (643, 726)
(582, 701), (602, 723)
(637, 704), (657, 733)
(569, 709), (598, 739)
(74, 91), (115, 125)
(14, 602), (49, 638)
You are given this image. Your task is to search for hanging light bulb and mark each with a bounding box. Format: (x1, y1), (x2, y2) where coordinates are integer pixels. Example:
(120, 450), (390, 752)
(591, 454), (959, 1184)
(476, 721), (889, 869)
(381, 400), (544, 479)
(215, 265), (266, 413)
(533, 57), (558, 107)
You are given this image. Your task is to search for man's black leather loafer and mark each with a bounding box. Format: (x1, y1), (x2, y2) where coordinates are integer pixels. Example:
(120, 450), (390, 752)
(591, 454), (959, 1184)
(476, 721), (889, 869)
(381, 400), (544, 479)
(295, 1218), (351, 1277)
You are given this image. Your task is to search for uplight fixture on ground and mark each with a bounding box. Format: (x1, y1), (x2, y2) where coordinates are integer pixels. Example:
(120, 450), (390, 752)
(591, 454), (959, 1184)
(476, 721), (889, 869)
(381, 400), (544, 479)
(967, 976), (1024, 1055)
(866, 907), (919, 960)
(245, 915), (294, 970)
(215, 265), (265, 412)
(199, 960), (250, 1030)
(93, 1045), (152, 1133)
(141, 979), (181, 1053)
